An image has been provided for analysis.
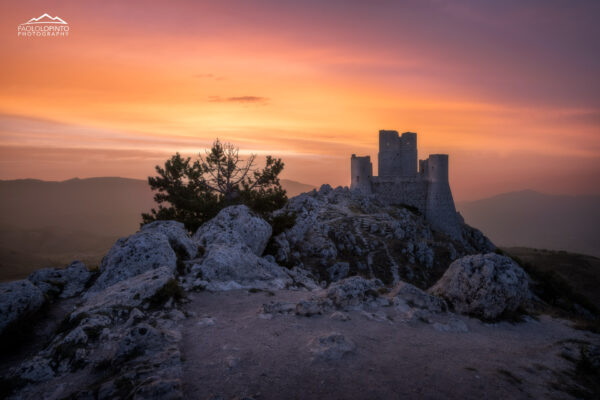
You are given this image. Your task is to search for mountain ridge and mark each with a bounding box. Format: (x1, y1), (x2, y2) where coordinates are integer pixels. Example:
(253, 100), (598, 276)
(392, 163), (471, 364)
(457, 190), (600, 257)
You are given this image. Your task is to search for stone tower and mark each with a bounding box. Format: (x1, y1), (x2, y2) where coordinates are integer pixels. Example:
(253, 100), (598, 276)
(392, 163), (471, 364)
(378, 130), (417, 177)
(350, 154), (373, 194)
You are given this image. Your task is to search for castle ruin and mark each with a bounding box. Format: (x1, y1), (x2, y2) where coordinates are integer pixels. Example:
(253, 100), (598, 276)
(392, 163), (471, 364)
(351, 130), (462, 238)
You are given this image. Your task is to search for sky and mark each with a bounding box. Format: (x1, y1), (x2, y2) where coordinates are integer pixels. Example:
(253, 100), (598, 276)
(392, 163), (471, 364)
(0, 0), (599, 201)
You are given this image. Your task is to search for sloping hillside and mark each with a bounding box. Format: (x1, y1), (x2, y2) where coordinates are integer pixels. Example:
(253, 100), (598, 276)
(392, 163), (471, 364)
(457, 190), (600, 257)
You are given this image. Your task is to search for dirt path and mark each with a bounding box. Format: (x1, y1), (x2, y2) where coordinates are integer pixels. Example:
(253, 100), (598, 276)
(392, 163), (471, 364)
(181, 290), (598, 400)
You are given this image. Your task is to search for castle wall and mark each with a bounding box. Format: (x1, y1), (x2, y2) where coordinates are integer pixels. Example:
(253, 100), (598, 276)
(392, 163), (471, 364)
(370, 176), (428, 211)
(350, 154), (373, 194)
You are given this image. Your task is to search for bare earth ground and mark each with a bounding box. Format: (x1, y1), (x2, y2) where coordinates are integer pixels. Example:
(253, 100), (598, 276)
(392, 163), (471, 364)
(181, 290), (599, 400)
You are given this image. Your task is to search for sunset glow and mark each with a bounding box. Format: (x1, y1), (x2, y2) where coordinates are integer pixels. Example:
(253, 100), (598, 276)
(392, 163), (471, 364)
(1, 0), (599, 200)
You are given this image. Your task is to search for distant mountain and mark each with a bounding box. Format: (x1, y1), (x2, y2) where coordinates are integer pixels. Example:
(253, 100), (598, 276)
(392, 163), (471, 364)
(0, 177), (316, 280)
(280, 179), (316, 197)
(457, 190), (600, 257)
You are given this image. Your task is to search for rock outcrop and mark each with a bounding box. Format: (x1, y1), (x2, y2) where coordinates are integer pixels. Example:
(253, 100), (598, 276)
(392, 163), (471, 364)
(89, 231), (176, 293)
(5, 267), (184, 399)
(189, 242), (291, 291)
(428, 253), (530, 319)
(141, 220), (198, 259)
(192, 205), (271, 256)
(174, 205), (301, 292)
(0, 280), (45, 336)
(268, 185), (494, 288)
(28, 261), (91, 299)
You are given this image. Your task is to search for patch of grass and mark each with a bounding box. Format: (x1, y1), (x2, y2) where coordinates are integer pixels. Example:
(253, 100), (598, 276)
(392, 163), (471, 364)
(503, 247), (600, 315)
(573, 319), (600, 334)
(501, 248), (599, 332)
(550, 343), (600, 399)
(532, 363), (550, 371)
(147, 278), (185, 308)
(497, 368), (523, 385)
(87, 264), (100, 273)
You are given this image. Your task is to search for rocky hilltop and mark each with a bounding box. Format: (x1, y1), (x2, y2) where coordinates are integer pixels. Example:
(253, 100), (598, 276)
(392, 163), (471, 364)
(0, 186), (598, 399)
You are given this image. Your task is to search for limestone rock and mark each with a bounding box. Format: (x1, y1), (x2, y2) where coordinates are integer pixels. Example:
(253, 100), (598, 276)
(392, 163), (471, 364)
(0, 279), (45, 335)
(73, 266), (175, 320)
(141, 220), (197, 259)
(432, 318), (469, 333)
(191, 242), (291, 291)
(309, 332), (356, 361)
(28, 261), (92, 299)
(286, 266), (320, 290)
(328, 262), (350, 282)
(428, 253), (529, 320)
(193, 205), (272, 256)
(326, 276), (384, 308)
(296, 298), (332, 316)
(389, 281), (447, 313)
(260, 302), (296, 315)
(268, 185), (495, 288)
(89, 231), (177, 293)
(330, 311), (351, 321)
(116, 323), (165, 361)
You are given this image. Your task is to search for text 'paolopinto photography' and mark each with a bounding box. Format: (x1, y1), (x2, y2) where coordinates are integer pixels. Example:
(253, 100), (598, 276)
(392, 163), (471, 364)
(17, 13), (69, 38)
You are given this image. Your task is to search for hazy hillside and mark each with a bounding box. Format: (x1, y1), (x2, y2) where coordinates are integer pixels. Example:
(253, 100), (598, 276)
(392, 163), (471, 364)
(0, 177), (315, 280)
(457, 190), (600, 257)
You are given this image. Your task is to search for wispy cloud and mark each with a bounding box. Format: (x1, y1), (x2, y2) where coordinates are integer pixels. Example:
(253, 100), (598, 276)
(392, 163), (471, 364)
(208, 95), (269, 104)
(193, 73), (226, 81)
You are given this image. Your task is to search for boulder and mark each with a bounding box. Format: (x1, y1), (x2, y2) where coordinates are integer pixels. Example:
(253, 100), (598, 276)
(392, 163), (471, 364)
(296, 298), (332, 316)
(328, 262), (350, 282)
(0, 279), (45, 335)
(428, 253), (529, 320)
(193, 205), (272, 256)
(308, 332), (356, 361)
(326, 276), (384, 308)
(191, 242), (291, 290)
(286, 267), (320, 290)
(73, 266), (175, 320)
(89, 231), (177, 293)
(28, 261), (92, 299)
(389, 281), (447, 313)
(141, 220), (197, 259)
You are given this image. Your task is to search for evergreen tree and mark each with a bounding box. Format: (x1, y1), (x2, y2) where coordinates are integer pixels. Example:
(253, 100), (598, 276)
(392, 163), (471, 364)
(142, 139), (287, 232)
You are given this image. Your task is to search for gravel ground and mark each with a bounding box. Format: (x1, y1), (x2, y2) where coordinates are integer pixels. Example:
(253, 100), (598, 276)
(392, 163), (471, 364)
(181, 289), (599, 400)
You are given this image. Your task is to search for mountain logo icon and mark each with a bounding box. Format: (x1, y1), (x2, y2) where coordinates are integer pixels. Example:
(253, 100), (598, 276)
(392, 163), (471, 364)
(22, 13), (67, 25)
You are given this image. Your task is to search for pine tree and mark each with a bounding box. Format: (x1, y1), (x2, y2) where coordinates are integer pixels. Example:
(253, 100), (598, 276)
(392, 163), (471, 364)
(142, 139), (287, 232)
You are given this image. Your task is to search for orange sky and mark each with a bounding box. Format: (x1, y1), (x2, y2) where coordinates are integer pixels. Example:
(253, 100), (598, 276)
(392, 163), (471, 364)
(1, 0), (599, 200)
